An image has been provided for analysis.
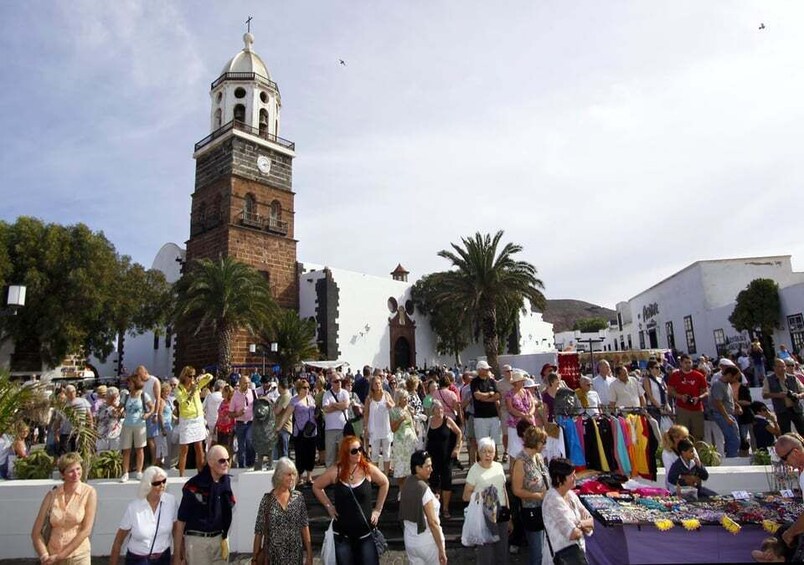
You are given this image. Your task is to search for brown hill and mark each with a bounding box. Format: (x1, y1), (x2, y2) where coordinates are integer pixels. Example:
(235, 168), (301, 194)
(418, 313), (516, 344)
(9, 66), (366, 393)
(542, 299), (617, 333)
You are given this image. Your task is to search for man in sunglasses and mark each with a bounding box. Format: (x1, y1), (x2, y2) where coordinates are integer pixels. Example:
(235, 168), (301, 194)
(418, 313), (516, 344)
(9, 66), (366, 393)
(774, 434), (804, 557)
(176, 445), (236, 564)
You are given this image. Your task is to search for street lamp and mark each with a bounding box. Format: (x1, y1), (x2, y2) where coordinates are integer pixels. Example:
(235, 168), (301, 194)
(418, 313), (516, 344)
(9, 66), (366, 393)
(575, 329), (606, 375)
(2, 285), (26, 316)
(249, 341), (279, 376)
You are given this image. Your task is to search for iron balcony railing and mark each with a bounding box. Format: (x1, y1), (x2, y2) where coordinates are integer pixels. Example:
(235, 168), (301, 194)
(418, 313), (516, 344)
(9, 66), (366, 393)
(239, 210), (289, 235)
(210, 72), (279, 92)
(195, 119), (295, 153)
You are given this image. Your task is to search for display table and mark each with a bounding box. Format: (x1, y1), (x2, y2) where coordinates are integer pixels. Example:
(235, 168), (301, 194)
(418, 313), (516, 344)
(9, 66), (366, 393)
(577, 490), (802, 565)
(587, 522), (767, 565)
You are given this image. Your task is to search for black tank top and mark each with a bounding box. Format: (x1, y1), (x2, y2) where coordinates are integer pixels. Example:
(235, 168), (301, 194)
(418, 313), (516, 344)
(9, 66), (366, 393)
(333, 478), (373, 538)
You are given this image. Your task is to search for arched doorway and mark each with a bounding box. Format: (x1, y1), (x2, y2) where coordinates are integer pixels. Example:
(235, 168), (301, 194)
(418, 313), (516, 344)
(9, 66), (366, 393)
(389, 304), (416, 371)
(394, 337), (411, 370)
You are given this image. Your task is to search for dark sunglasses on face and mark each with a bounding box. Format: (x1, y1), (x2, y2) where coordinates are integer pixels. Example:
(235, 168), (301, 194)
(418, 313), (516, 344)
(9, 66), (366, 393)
(218, 458), (230, 464)
(350, 446), (364, 455)
(151, 478), (167, 486)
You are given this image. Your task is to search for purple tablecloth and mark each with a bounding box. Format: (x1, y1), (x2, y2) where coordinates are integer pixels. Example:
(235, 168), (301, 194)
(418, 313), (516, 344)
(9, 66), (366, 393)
(586, 521), (767, 564)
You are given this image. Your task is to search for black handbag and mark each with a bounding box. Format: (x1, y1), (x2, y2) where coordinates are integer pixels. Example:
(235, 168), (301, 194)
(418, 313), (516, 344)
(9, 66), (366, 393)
(546, 528), (588, 565)
(520, 506), (544, 531)
(497, 505), (511, 523)
(553, 543), (588, 565)
(302, 420), (316, 438)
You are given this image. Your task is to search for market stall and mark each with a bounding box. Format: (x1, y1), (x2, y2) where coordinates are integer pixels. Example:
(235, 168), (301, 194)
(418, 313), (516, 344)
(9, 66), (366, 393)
(580, 492), (801, 565)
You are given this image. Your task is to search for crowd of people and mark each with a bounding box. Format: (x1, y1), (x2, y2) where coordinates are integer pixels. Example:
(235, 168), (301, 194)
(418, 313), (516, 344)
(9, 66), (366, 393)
(12, 343), (804, 564)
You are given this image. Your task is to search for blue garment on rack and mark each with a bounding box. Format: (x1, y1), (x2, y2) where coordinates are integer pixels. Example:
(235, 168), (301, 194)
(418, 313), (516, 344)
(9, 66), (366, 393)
(558, 416), (586, 468)
(613, 416), (631, 476)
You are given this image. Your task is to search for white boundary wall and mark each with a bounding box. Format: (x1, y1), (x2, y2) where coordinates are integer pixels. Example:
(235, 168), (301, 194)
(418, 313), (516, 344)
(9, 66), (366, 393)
(0, 469), (272, 559)
(0, 465), (780, 559)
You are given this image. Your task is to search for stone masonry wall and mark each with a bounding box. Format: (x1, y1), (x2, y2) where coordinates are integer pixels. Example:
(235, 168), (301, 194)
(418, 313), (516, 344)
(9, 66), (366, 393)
(178, 134), (297, 375)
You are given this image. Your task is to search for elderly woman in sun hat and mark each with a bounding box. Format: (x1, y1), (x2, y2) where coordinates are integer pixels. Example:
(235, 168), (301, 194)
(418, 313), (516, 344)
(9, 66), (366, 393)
(505, 370), (536, 460)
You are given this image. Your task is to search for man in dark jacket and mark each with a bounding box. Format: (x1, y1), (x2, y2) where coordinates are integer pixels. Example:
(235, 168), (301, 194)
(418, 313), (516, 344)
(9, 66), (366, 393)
(176, 445), (236, 564)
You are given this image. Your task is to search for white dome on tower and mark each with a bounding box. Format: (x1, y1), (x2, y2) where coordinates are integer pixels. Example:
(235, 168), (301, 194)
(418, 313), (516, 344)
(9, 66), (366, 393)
(220, 32), (271, 79)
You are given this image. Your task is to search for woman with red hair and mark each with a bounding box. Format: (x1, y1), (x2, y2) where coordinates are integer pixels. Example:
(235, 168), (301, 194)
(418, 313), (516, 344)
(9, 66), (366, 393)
(313, 435), (390, 565)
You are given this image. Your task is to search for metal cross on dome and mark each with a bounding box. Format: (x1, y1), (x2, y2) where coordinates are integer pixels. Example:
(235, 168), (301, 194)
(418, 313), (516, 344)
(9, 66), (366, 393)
(246, 16), (253, 33)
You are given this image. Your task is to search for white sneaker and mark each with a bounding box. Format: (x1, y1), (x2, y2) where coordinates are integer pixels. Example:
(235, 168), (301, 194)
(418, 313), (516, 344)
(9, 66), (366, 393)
(120, 473), (129, 482)
(135, 472), (143, 480)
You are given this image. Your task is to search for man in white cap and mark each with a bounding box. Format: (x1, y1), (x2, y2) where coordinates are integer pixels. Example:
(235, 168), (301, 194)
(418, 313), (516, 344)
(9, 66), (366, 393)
(471, 360), (502, 456)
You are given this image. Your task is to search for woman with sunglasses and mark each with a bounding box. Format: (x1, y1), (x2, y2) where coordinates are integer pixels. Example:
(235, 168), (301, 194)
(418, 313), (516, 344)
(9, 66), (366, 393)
(109, 466), (178, 565)
(292, 378), (317, 486)
(313, 435), (390, 565)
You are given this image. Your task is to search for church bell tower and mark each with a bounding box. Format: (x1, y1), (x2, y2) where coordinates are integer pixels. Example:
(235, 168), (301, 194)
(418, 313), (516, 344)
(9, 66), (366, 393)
(177, 31), (298, 373)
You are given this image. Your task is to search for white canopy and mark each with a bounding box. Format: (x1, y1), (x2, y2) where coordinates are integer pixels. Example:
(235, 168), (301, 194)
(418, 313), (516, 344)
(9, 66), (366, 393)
(302, 360), (351, 370)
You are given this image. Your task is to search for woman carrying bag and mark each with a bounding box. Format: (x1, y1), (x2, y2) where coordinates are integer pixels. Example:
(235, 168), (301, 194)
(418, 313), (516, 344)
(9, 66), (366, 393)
(542, 458), (593, 565)
(511, 424), (549, 565)
(312, 435), (390, 565)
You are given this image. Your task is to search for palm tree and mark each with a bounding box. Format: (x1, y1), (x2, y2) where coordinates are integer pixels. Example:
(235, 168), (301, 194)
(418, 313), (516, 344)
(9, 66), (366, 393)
(436, 230), (546, 372)
(261, 308), (320, 377)
(174, 256), (277, 378)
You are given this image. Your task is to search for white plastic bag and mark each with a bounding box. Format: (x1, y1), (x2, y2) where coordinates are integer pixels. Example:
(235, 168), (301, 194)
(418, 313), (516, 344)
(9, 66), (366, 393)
(660, 416), (673, 433)
(461, 492), (498, 547)
(321, 519), (336, 565)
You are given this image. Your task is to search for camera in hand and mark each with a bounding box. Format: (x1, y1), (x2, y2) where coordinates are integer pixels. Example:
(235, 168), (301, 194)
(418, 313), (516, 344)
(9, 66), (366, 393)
(787, 390), (798, 402)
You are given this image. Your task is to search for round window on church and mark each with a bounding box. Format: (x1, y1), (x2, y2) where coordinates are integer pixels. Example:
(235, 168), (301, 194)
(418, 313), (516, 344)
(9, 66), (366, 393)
(387, 297), (398, 313)
(260, 91), (268, 103)
(234, 87), (246, 99)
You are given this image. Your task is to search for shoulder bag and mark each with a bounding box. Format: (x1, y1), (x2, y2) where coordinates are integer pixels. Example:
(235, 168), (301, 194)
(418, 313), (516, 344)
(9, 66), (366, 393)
(40, 486), (57, 545)
(521, 465), (549, 532)
(347, 481), (388, 556)
(545, 529), (588, 565)
(301, 398), (317, 438)
(544, 494), (589, 565)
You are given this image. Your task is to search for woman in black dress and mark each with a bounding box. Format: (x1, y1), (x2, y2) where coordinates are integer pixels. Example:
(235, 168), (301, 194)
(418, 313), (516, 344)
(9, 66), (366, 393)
(425, 400), (462, 519)
(312, 435), (390, 565)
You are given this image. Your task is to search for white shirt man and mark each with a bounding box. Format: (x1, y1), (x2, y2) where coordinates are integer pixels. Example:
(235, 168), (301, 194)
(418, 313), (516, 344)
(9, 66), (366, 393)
(322, 375), (350, 467)
(592, 360), (616, 407)
(609, 366), (645, 409)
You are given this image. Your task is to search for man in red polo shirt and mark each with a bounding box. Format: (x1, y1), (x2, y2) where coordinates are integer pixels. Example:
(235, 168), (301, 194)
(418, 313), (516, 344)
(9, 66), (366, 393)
(668, 353), (709, 442)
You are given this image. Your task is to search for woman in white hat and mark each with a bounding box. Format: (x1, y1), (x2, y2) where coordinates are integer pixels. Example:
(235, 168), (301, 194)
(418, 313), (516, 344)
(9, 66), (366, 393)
(504, 370), (536, 460)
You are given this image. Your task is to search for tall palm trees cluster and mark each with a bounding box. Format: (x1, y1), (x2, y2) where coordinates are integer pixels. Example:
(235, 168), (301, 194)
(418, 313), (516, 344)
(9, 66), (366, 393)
(424, 230), (546, 370)
(175, 231), (545, 379)
(173, 256), (318, 378)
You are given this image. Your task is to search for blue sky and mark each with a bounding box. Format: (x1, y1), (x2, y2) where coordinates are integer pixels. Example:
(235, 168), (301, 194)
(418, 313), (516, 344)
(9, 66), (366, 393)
(2, 1), (803, 308)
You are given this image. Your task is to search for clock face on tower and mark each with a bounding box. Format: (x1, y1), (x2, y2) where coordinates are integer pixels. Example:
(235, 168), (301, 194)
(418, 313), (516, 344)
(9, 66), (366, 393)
(257, 155), (272, 175)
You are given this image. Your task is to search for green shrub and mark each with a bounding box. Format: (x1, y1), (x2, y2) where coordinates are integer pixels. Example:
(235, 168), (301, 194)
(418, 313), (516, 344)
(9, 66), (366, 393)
(14, 450), (55, 479)
(88, 450), (123, 479)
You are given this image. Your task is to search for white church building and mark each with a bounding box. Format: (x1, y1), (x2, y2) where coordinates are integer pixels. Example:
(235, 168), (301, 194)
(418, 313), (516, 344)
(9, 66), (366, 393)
(603, 255), (804, 359)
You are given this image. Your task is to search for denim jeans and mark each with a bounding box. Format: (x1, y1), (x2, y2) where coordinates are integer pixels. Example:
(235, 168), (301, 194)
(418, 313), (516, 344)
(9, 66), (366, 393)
(711, 412), (740, 457)
(334, 532), (378, 565)
(273, 429), (290, 461)
(235, 421), (254, 468)
(524, 530), (543, 565)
